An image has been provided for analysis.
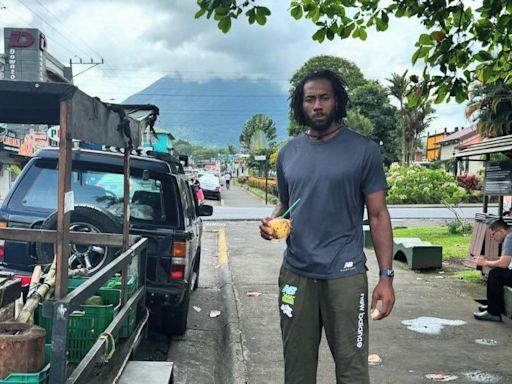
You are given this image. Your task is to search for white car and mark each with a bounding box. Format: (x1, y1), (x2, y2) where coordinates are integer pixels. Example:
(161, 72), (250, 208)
(198, 174), (222, 200)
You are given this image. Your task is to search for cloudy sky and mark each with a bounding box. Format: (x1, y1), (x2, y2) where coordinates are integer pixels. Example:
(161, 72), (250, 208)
(0, 0), (469, 136)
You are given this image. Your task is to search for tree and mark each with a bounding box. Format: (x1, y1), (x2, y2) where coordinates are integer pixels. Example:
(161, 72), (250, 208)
(196, 1), (512, 104)
(288, 55), (368, 136)
(403, 102), (435, 163)
(240, 114), (277, 151)
(386, 72), (410, 164)
(345, 108), (373, 137)
(466, 83), (512, 138)
(387, 72), (436, 164)
(173, 139), (193, 156)
(350, 82), (400, 165)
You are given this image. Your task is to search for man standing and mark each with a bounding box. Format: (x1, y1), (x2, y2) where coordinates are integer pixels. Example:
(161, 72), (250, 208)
(259, 69), (395, 384)
(224, 171), (231, 190)
(473, 219), (512, 322)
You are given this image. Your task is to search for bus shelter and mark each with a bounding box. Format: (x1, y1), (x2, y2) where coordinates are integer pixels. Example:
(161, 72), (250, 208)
(455, 134), (512, 272)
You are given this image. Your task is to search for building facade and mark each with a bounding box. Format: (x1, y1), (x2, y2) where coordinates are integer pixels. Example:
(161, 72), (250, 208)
(0, 27), (72, 200)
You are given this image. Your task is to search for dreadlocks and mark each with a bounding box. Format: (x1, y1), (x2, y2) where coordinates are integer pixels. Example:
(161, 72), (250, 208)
(289, 69), (349, 127)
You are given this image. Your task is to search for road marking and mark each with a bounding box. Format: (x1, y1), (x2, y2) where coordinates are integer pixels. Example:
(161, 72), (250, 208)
(218, 229), (228, 265)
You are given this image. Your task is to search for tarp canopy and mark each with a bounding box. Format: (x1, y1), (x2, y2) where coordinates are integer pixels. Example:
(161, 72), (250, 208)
(455, 134), (512, 158)
(0, 80), (159, 148)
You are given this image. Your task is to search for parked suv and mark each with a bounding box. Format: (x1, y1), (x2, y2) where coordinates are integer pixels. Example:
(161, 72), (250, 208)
(0, 147), (213, 335)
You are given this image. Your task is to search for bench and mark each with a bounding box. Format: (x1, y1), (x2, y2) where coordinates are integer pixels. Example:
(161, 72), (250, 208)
(505, 286), (512, 318)
(393, 237), (443, 270)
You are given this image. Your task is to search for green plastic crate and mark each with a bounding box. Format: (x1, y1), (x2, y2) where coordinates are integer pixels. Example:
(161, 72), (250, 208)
(103, 275), (138, 338)
(66, 275), (137, 338)
(0, 345), (51, 384)
(37, 288), (120, 363)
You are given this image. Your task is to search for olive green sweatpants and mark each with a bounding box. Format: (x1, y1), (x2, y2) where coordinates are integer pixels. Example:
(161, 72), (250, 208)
(278, 266), (370, 384)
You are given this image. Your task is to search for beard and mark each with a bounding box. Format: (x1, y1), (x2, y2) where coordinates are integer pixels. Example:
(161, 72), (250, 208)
(305, 111), (336, 132)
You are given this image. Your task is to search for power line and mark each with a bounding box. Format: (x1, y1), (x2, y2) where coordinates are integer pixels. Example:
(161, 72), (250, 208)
(32, 0), (105, 60)
(1, 3), (77, 57)
(30, 0), (114, 78)
(16, 0), (92, 59)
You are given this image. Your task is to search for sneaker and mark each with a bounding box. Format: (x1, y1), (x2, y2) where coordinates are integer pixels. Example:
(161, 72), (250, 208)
(478, 305), (488, 312)
(473, 310), (502, 322)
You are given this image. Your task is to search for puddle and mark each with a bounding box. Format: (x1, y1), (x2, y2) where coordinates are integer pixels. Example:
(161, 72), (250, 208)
(462, 371), (501, 383)
(426, 373), (458, 381)
(401, 317), (466, 335)
(474, 338), (500, 346)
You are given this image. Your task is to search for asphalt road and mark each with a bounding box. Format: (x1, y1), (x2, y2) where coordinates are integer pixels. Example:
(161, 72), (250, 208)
(204, 189), (498, 221)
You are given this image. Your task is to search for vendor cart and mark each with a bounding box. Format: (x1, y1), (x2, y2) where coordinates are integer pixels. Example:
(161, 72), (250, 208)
(0, 80), (158, 383)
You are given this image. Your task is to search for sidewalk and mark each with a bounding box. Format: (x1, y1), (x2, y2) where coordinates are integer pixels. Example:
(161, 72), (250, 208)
(222, 186), (512, 384)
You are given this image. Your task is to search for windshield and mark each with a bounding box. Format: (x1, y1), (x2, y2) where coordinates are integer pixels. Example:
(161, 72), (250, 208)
(10, 159), (179, 226)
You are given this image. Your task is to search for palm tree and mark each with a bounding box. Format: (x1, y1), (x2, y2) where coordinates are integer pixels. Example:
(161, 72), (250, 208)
(386, 71), (410, 164)
(466, 82), (512, 137)
(240, 114), (277, 152)
(404, 103), (435, 162)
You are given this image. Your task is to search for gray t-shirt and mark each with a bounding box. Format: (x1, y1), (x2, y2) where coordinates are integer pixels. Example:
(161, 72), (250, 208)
(276, 128), (387, 279)
(501, 232), (512, 269)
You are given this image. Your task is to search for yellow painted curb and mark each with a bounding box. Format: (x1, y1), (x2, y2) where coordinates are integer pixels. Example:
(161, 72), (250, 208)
(218, 229), (228, 265)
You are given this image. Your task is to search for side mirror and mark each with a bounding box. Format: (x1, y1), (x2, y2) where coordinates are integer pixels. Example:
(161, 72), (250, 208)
(198, 204), (213, 217)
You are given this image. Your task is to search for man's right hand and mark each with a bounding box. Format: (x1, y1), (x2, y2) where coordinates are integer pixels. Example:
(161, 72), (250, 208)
(260, 217), (275, 240)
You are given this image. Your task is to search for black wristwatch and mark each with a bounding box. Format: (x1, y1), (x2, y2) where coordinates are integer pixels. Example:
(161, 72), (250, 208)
(379, 269), (395, 278)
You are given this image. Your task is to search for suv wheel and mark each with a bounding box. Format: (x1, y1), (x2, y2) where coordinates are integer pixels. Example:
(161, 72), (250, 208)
(192, 249), (200, 291)
(162, 290), (190, 335)
(36, 205), (122, 274)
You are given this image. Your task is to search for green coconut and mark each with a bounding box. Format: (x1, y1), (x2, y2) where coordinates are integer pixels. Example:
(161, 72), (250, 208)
(84, 295), (104, 306)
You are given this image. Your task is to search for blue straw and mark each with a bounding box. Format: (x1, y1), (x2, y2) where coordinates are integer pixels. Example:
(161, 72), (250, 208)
(279, 198), (301, 219)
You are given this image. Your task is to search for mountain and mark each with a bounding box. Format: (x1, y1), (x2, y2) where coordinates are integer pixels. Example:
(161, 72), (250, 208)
(124, 76), (290, 148)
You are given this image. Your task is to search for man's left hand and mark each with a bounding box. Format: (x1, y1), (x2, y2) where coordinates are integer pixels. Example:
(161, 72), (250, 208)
(370, 278), (395, 320)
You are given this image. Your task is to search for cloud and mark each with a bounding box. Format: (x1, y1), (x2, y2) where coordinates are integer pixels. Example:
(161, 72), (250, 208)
(0, 0), (469, 131)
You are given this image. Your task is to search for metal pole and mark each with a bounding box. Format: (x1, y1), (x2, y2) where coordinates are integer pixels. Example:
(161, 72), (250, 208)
(483, 154), (490, 214)
(50, 99), (72, 384)
(121, 149), (130, 306)
(265, 155), (268, 205)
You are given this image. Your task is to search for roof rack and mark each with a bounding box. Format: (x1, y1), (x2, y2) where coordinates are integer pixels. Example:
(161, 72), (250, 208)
(101, 145), (186, 174)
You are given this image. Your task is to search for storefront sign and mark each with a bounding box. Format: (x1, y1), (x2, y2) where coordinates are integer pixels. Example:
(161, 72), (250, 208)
(8, 30), (34, 47)
(18, 131), (49, 157)
(4, 28), (46, 81)
(484, 160), (512, 195)
(3, 135), (21, 148)
(47, 126), (60, 142)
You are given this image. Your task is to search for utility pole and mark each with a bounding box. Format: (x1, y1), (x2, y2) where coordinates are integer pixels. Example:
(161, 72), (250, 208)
(70, 57), (104, 79)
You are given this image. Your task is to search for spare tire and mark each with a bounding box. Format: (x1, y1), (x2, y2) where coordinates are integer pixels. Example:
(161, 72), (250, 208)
(36, 205), (122, 274)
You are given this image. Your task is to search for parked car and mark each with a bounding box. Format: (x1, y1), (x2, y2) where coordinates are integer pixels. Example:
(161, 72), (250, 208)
(0, 147), (213, 335)
(198, 174), (222, 200)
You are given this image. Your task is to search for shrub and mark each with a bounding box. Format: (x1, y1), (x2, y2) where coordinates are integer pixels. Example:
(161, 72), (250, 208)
(248, 176), (278, 197)
(446, 219), (472, 235)
(237, 176), (249, 184)
(457, 172), (482, 192)
(386, 163), (467, 204)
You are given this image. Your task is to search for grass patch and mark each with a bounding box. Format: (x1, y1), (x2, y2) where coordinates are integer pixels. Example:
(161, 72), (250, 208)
(454, 270), (484, 283)
(392, 226), (472, 260)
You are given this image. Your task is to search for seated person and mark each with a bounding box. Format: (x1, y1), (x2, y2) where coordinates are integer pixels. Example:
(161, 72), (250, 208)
(473, 219), (512, 322)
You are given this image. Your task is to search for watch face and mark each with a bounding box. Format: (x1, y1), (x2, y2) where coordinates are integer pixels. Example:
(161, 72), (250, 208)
(380, 269), (394, 277)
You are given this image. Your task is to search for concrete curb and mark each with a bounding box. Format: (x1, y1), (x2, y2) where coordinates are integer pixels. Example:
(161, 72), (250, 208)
(218, 262), (248, 384)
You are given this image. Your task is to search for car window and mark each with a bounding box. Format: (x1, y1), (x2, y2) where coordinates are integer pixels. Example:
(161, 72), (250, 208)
(9, 159), (180, 226)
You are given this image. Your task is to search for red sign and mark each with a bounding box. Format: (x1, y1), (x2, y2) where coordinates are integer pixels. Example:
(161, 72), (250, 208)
(3, 136), (21, 148)
(8, 31), (34, 48)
